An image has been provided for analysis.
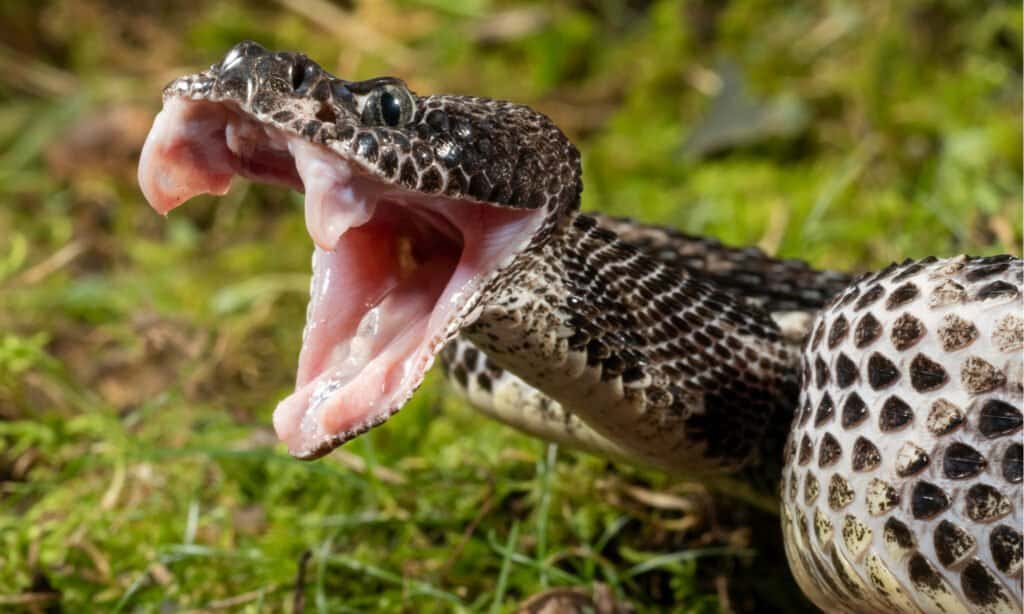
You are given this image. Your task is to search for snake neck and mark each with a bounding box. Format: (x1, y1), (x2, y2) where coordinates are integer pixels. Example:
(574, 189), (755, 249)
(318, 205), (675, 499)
(465, 211), (805, 483)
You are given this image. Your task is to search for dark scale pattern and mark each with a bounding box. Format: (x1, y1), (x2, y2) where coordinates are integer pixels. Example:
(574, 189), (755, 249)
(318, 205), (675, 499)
(854, 313), (882, 348)
(591, 214), (852, 313)
(810, 321), (826, 351)
(827, 314), (848, 348)
(814, 393), (835, 427)
(834, 353), (858, 388)
(907, 553), (955, 604)
(867, 353), (900, 389)
(961, 559), (1014, 610)
(908, 354), (947, 392)
(977, 399), (1022, 437)
(976, 280), (1019, 301)
(159, 48), (1022, 613)
(934, 520), (976, 567)
(879, 395), (913, 431)
(885, 283), (919, 309)
(943, 442), (987, 479)
(814, 356), (830, 388)
(841, 392), (868, 428)
(854, 285), (884, 310)
(798, 434), (813, 465)
(818, 433), (842, 468)
(884, 518), (915, 553)
(989, 525), (1021, 575)
(851, 437), (881, 472)
(797, 400), (812, 427)
(890, 313), (925, 351)
(964, 484), (1011, 522)
(911, 481), (950, 519)
(782, 256), (1022, 612)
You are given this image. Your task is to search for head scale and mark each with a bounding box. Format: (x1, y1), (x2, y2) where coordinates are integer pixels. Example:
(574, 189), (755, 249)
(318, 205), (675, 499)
(165, 41), (582, 222)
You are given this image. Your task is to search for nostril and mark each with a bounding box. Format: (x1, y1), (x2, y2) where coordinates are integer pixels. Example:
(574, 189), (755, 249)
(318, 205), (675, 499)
(316, 103), (337, 124)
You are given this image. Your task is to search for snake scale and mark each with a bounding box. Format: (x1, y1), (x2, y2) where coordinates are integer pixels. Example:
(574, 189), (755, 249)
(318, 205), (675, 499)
(137, 42), (1023, 612)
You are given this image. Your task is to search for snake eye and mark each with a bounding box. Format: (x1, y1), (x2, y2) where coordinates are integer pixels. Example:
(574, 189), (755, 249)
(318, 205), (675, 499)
(290, 60), (319, 94)
(380, 91), (402, 126)
(362, 84), (414, 127)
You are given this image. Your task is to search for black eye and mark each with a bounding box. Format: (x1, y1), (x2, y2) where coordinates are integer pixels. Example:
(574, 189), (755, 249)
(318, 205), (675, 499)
(358, 83), (414, 127)
(291, 61), (318, 94)
(380, 91), (402, 126)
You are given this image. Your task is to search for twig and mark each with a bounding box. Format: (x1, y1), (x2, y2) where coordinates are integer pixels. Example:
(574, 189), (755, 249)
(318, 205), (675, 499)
(294, 549), (312, 614)
(0, 593), (60, 605)
(15, 240), (87, 285)
(0, 44), (78, 97)
(439, 484), (496, 578)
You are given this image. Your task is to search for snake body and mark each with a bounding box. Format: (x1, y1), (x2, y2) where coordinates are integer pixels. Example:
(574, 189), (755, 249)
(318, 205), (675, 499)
(138, 42), (1023, 612)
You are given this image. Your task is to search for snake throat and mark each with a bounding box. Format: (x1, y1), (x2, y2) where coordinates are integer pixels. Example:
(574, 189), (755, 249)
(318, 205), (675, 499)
(138, 96), (544, 459)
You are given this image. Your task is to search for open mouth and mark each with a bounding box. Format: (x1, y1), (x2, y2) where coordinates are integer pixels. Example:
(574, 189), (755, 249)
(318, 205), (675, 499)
(138, 97), (543, 459)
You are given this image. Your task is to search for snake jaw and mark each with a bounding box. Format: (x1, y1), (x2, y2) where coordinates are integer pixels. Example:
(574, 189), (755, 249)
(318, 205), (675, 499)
(138, 93), (544, 459)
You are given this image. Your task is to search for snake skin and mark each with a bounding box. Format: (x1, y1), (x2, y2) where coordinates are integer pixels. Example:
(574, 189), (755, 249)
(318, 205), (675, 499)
(590, 213), (852, 313)
(467, 212), (802, 484)
(157, 43), (1023, 612)
(782, 256), (1023, 612)
(165, 40), (580, 235)
(441, 213), (855, 481)
(440, 337), (638, 463)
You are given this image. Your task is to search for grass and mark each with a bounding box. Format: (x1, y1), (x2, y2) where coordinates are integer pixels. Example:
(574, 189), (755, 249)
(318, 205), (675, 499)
(0, 1), (1020, 612)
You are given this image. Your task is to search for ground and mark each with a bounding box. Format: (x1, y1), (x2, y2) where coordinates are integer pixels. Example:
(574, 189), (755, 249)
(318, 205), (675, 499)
(0, 1), (1020, 612)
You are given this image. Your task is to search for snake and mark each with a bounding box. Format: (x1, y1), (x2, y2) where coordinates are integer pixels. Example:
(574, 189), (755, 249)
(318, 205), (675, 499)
(137, 42), (1023, 612)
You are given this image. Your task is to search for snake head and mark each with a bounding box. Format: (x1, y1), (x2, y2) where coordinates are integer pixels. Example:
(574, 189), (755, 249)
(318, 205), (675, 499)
(145, 40), (581, 218)
(138, 41), (580, 459)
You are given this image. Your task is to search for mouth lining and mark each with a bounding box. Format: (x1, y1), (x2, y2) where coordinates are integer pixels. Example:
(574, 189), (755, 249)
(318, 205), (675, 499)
(138, 96), (543, 459)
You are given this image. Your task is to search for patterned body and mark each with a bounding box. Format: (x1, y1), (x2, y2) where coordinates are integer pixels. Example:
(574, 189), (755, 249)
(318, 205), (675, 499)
(468, 212), (803, 481)
(592, 214), (852, 313)
(782, 256), (1023, 613)
(444, 212), (853, 476)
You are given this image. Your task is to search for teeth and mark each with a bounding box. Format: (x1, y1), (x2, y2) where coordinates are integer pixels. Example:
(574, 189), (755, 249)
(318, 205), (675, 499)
(225, 121), (242, 155)
(297, 305), (382, 438)
(289, 138), (375, 250)
(350, 306), (381, 363)
(225, 118), (272, 157)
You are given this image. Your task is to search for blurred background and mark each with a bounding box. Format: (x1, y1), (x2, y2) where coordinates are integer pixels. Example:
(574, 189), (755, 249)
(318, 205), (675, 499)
(0, 1), (1020, 612)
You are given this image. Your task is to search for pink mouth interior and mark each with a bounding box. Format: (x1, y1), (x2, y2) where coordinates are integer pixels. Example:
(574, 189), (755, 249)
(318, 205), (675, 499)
(138, 98), (541, 458)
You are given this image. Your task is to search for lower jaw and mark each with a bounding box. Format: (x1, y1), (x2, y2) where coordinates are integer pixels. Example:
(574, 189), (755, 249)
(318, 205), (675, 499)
(272, 210), (462, 458)
(269, 191), (544, 459)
